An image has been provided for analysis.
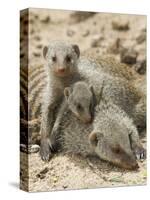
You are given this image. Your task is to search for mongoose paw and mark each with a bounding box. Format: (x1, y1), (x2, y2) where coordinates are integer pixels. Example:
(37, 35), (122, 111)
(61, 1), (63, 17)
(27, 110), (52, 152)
(40, 139), (53, 161)
(134, 146), (146, 161)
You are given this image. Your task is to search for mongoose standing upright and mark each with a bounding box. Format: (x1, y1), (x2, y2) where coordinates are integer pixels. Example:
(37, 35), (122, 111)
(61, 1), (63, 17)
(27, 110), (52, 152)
(40, 41), (81, 161)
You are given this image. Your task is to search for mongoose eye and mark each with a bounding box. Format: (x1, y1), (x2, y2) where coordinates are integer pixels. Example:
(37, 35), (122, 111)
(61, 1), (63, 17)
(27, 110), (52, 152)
(52, 56), (57, 62)
(66, 55), (71, 63)
(77, 104), (83, 111)
(112, 147), (121, 154)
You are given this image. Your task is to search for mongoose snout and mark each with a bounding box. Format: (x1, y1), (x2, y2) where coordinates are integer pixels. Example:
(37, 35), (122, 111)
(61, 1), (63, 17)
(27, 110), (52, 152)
(57, 67), (65, 73)
(53, 64), (70, 77)
(85, 116), (93, 123)
(75, 112), (92, 124)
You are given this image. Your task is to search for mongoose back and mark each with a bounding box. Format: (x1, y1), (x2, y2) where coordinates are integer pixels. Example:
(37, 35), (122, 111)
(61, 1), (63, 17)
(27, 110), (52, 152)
(56, 90), (145, 170)
(20, 65), (46, 146)
(81, 53), (140, 81)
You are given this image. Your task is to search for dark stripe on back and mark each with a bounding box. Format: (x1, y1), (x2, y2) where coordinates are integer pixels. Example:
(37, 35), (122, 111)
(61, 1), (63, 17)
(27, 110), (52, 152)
(28, 82), (46, 119)
(29, 74), (47, 93)
(29, 67), (45, 82)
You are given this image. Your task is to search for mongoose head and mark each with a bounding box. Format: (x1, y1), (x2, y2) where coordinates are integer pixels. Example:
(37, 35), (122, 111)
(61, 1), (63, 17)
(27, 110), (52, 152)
(64, 82), (96, 123)
(43, 41), (80, 77)
(89, 127), (139, 170)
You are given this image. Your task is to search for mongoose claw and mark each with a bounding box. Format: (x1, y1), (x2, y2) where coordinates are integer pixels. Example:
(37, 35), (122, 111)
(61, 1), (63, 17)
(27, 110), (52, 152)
(40, 139), (53, 161)
(134, 146), (146, 161)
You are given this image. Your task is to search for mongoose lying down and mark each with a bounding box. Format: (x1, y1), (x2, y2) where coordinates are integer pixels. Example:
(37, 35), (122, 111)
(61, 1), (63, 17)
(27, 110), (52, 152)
(54, 81), (146, 170)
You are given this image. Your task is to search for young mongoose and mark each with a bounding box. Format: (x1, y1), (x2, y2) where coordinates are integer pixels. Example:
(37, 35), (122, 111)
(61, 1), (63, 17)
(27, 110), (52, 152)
(40, 41), (81, 161)
(51, 81), (96, 146)
(56, 85), (145, 169)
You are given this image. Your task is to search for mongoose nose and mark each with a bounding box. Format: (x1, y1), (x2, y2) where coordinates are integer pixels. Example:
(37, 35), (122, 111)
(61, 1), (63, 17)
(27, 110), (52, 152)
(58, 68), (65, 73)
(128, 161), (139, 170)
(133, 162), (139, 170)
(86, 116), (92, 123)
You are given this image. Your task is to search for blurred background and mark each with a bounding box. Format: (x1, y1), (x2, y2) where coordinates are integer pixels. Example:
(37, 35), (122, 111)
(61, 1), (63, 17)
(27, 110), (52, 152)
(20, 8), (146, 75)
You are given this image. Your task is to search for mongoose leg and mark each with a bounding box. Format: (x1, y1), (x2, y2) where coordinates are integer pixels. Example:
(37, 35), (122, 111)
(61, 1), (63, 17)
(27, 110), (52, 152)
(50, 101), (67, 150)
(133, 96), (146, 133)
(40, 102), (56, 161)
(129, 130), (146, 160)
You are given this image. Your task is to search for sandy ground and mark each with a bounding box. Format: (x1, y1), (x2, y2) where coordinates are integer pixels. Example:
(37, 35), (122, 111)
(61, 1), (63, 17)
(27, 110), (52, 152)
(20, 8), (147, 192)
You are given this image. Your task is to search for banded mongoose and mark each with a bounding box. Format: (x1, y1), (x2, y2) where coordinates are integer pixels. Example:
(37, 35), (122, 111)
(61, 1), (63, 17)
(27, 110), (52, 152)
(51, 81), (96, 145)
(20, 42), (146, 155)
(56, 86), (145, 170)
(40, 41), (81, 161)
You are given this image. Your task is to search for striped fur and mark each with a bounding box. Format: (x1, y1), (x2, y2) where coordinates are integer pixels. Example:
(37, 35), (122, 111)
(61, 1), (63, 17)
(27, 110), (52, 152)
(20, 65), (46, 145)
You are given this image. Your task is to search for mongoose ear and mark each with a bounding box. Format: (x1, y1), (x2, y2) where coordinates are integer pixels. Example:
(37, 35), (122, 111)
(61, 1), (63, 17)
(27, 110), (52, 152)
(43, 46), (48, 59)
(89, 85), (94, 95)
(90, 85), (97, 106)
(64, 87), (72, 100)
(89, 132), (98, 147)
(72, 44), (80, 58)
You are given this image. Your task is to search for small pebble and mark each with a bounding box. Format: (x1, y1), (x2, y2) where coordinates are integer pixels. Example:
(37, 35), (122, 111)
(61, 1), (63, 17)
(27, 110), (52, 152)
(66, 29), (75, 37)
(91, 35), (104, 47)
(112, 19), (129, 31)
(36, 44), (43, 49)
(82, 30), (90, 37)
(136, 32), (146, 44)
(120, 48), (137, 65)
(69, 11), (95, 24)
(40, 167), (49, 174)
(53, 177), (58, 183)
(108, 38), (121, 54)
(36, 167), (49, 179)
(63, 184), (68, 189)
(41, 16), (50, 24)
(33, 52), (41, 57)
